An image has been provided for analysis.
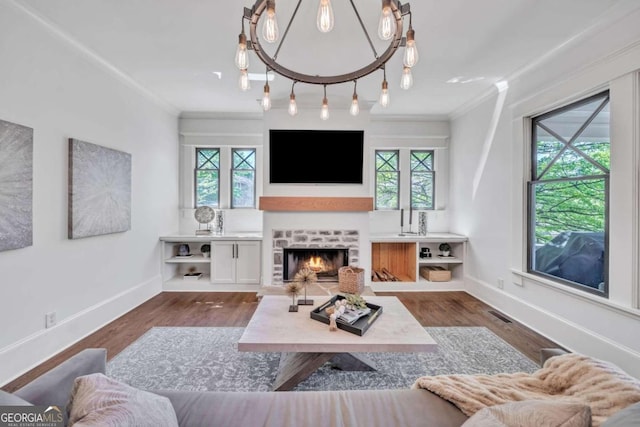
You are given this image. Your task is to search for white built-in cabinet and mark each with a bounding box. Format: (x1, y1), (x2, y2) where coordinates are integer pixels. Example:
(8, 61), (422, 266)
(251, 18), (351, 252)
(160, 235), (262, 290)
(211, 240), (261, 284)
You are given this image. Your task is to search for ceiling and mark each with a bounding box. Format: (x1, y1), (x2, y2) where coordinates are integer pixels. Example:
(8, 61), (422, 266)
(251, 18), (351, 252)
(15, 0), (640, 117)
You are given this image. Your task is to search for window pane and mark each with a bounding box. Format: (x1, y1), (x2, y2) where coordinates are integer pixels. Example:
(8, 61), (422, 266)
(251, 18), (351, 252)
(411, 171), (434, 209)
(232, 170), (255, 208)
(376, 171), (399, 209)
(233, 149), (255, 168)
(411, 151), (433, 171)
(197, 149), (219, 169)
(196, 170), (219, 207)
(531, 178), (606, 291)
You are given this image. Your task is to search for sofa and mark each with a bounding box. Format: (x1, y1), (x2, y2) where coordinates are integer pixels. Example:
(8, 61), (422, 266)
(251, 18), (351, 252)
(1, 348), (639, 427)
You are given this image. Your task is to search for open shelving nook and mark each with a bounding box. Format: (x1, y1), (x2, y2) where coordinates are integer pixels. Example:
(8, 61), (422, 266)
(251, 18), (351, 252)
(370, 234), (468, 291)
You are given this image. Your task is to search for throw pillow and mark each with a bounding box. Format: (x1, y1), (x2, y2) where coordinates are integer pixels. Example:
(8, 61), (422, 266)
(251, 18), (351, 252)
(0, 390), (32, 406)
(67, 373), (178, 427)
(601, 402), (640, 427)
(462, 400), (592, 427)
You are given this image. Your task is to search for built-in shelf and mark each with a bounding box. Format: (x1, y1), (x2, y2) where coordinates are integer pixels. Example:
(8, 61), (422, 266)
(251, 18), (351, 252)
(419, 257), (463, 264)
(165, 255), (211, 263)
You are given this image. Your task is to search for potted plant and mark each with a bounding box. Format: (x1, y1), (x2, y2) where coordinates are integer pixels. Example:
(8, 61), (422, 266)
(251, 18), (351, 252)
(200, 244), (211, 258)
(438, 243), (451, 257)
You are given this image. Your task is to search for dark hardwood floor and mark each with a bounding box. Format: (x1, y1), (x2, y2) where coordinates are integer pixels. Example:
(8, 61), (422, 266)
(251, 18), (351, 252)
(2, 291), (561, 393)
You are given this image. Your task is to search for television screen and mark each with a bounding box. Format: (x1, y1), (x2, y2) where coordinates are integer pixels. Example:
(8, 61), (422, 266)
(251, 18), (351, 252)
(269, 129), (364, 184)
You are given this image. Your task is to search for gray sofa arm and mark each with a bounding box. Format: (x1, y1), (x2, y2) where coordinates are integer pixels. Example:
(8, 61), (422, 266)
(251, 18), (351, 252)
(540, 348), (569, 366)
(14, 348), (107, 407)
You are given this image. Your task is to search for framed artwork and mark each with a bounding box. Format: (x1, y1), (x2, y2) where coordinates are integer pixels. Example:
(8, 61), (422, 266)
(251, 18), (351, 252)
(68, 138), (131, 239)
(0, 119), (33, 252)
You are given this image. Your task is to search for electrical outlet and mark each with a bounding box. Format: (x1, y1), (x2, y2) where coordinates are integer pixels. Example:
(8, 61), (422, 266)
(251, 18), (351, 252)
(497, 278), (504, 289)
(45, 311), (57, 328)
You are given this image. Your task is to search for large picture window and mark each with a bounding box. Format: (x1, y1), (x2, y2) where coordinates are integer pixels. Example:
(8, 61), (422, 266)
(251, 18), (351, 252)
(375, 150), (399, 210)
(195, 148), (220, 208)
(231, 148), (256, 208)
(528, 91), (610, 296)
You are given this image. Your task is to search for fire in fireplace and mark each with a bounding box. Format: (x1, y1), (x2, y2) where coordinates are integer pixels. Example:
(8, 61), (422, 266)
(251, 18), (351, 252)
(283, 248), (349, 282)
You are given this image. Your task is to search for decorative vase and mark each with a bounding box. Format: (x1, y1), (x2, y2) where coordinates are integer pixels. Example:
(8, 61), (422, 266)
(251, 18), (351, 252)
(419, 212), (428, 235)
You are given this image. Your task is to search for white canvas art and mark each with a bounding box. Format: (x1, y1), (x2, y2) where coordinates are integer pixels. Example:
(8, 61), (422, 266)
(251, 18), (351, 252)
(0, 119), (33, 252)
(68, 138), (131, 239)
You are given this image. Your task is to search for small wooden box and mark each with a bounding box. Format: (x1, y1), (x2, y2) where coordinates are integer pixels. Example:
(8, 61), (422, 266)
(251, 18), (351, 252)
(420, 266), (451, 282)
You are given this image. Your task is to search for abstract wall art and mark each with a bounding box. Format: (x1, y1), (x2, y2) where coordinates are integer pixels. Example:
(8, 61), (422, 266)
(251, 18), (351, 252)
(0, 119), (33, 252)
(68, 138), (131, 239)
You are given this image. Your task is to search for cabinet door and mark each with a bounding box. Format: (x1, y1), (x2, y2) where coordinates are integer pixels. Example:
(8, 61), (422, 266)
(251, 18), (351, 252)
(236, 241), (262, 284)
(211, 241), (236, 284)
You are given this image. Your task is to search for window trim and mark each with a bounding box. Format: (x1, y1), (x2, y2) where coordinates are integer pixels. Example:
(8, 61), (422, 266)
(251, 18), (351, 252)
(410, 149), (435, 210)
(194, 147), (220, 208)
(230, 148), (257, 209)
(374, 149), (400, 210)
(526, 91), (610, 297)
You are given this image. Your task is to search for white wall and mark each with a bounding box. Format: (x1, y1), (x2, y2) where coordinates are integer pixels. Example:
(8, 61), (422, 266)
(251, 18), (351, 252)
(450, 7), (640, 378)
(0, 3), (179, 385)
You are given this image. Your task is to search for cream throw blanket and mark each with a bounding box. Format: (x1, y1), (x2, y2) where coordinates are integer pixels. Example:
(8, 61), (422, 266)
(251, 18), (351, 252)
(412, 353), (640, 426)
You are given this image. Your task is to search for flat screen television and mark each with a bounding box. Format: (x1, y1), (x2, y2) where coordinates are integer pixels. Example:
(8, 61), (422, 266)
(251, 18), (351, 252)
(269, 129), (364, 184)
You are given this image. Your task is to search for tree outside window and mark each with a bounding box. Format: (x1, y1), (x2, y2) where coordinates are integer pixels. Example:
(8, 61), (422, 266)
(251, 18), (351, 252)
(528, 91), (610, 296)
(375, 150), (399, 210)
(195, 148), (219, 208)
(410, 150), (434, 209)
(231, 148), (256, 208)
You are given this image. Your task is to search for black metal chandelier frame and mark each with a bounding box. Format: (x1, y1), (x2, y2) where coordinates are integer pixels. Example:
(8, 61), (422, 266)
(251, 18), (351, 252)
(241, 0), (412, 86)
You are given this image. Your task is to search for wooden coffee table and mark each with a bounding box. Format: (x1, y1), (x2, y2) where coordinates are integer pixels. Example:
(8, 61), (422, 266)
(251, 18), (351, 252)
(238, 295), (437, 391)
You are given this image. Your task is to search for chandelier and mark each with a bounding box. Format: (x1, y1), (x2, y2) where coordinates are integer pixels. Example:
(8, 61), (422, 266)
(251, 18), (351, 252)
(235, 0), (418, 119)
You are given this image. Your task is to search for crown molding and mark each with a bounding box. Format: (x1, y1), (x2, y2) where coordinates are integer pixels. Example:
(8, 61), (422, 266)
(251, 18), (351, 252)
(8, 0), (180, 117)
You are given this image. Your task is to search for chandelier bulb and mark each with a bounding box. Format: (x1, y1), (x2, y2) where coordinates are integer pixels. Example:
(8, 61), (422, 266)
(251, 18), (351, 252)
(262, 83), (271, 111)
(380, 79), (390, 108)
(317, 0), (334, 33)
(239, 69), (250, 91)
(321, 97), (329, 120)
(400, 66), (413, 90)
(378, 0), (396, 41)
(262, 0), (279, 43)
(350, 93), (360, 116)
(403, 27), (419, 67)
(288, 93), (298, 116)
(235, 32), (249, 70)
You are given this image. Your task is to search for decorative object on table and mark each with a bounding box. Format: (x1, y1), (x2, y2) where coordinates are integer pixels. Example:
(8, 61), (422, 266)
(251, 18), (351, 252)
(68, 138), (131, 239)
(420, 247), (432, 258)
(338, 266), (365, 295)
(200, 244), (211, 258)
(310, 295), (382, 336)
(285, 282), (302, 312)
(194, 206), (215, 235)
(0, 119), (33, 252)
(418, 211), (428, 235)
(325, 299), (347, 331)
(294, 268), (317, 306)
(177, 244), (190, 257)
(344, 293), (368, 309)
(214, 209), (224, 235)
(438, 242), (451, 257)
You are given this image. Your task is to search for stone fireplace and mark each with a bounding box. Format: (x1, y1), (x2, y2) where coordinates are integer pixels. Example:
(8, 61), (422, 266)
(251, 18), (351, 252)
(272, 229), (359, 285)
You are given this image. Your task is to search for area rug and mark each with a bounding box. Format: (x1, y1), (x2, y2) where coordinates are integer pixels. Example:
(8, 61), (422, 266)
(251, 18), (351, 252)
(106, 327), (539, 392)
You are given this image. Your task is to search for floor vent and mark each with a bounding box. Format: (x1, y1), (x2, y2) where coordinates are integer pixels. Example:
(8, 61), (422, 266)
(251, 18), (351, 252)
(488, 310), (512, 323)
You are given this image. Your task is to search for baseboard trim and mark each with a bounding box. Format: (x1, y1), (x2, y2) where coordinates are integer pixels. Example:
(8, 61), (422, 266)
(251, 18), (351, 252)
(464, 275), (640, 379)
(0, 276), (162, 387)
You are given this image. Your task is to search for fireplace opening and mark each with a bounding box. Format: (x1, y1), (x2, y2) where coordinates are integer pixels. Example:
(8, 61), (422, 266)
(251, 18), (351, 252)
(283, 248), (349, 282)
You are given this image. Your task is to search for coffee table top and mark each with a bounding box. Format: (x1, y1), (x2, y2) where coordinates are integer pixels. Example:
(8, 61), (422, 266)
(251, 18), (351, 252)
(238, 296), (437, 353)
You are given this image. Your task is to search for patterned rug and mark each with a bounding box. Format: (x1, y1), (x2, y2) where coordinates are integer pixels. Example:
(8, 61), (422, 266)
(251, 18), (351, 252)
(106, 327), (539, 392)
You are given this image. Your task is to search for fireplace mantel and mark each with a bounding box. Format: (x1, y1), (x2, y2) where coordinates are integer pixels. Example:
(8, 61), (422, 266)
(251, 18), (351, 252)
(259, 197), (373, 212)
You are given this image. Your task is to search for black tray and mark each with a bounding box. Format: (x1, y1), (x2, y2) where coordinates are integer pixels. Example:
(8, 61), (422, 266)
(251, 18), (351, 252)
(310, 295), (383, 336)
